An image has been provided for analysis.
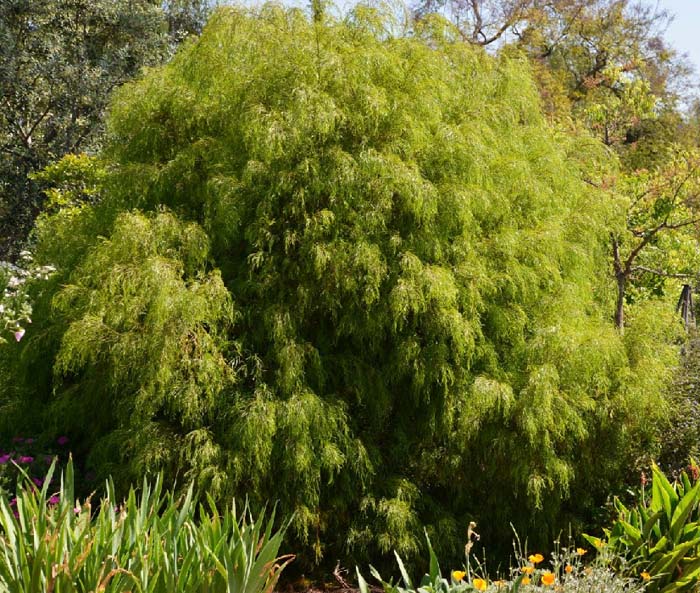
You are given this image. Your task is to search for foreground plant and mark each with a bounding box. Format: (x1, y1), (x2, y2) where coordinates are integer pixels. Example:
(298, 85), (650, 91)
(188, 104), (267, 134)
(357, 533), (644, 593)
(587, 462), (700, 593)
(0, 460), (293, 592)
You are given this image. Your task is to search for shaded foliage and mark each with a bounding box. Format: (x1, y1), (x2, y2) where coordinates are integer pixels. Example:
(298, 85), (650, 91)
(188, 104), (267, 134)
(0, 0), (212, 260)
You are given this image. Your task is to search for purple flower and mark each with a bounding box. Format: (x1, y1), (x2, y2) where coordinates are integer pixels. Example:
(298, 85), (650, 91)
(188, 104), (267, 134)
(9, 498), (16, 507)
(14, 328), (25, 342)
(44, 455), (53, 464)
(32, 477), (43, 487)
(17, 456), (33, 464)
(24, 438), (34, 444)
(11, 436), (23, 443)
(0, 454), (11, 464)
(48, 495), (60, 505)
(56, 436), (69, 446)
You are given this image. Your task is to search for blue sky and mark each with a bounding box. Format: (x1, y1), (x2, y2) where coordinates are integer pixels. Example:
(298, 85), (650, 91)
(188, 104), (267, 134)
(659, 0), (700, 75)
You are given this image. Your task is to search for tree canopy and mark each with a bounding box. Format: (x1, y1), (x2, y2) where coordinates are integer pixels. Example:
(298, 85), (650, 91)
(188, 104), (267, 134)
(0, 0), (213, 260)
(0, 3), (681, 567)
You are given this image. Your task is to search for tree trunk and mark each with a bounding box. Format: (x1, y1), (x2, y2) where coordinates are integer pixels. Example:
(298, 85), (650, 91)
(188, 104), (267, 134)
(615, 274), (626, 332)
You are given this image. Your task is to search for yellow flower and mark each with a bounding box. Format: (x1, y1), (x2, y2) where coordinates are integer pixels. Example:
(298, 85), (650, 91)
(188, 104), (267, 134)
(453, 571), (467, 582)
(641, 572), (651, 581)
(473, 578), (488, 591)
(521, 566), (535, 575)
(521, 577), (531, 585)
(541, 573), (555, 586)
(494, 580), (507, 588)
(576, 548), (587, 556)
(564, 565), (573, 574)
(528, 554), (544, 564)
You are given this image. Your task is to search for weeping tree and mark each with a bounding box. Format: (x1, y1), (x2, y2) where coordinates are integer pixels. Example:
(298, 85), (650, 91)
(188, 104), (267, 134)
(0, 4), (680, 568)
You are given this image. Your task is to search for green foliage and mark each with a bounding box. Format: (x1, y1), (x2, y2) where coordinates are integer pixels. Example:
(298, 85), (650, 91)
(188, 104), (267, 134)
(513, 1), (685, 150)
(1, 4), (682, 567)
(163, 0), (214, 41)
(588, 464), (700, 593)
(358, 533), (645, 593)
(609, 152), (700, 328)
(0, 459), (293, 592)
(31, 153), (107, 211)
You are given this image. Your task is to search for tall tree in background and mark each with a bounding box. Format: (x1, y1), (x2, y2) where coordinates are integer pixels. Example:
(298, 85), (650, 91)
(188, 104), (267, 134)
(414, 0), (533, 45)
(0, 0), (212, 261)
(516, 1), (689, 160)
(520, 1), (699, 328)
(413, 0), (688, 153)
(611, 154), (700, 329)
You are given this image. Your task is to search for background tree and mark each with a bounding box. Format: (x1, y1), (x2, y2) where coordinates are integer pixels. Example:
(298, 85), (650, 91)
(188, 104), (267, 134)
(413, 0), (534, 45)
(610, 153), (700, 329)
(0, 0), (213, 261)
(163, 0), (214, 40)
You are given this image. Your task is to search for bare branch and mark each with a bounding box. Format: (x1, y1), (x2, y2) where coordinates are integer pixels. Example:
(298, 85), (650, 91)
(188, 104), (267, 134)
(24, 104), (54, 148)
(665, 217), (700, 230)
(631, 266), (695, 279)
(623, 220), (668, 273)
(469, 0), (483, 43)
